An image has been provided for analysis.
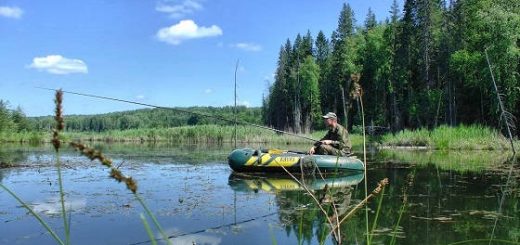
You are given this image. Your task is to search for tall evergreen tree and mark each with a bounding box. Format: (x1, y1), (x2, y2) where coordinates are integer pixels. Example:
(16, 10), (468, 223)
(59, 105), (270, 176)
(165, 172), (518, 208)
(299, 56), (322, 132)
(315, 31), (331, 117)
(328, 3), (359, 126)
(267, 42), (292, 130)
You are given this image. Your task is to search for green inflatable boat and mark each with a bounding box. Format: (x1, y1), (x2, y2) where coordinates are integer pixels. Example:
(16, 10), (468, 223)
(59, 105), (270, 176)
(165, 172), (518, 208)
(227, 148), (365, 173)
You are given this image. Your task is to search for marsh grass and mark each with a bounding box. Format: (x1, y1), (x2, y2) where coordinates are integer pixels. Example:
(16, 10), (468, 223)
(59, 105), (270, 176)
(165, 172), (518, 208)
(66, 125), (321, 144)
(381, 125), (511, 150)
(377, 149), (513, 172)
(0, 131), (45, 143)
(1, 125), (367, 148)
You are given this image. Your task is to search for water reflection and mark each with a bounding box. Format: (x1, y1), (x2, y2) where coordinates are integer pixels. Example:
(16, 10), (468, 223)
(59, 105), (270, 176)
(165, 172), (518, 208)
(31, 196), (87, 215)
(228, 172), (364, 193)
(1, 143), (519, 244)
(229, 173), (364, 244)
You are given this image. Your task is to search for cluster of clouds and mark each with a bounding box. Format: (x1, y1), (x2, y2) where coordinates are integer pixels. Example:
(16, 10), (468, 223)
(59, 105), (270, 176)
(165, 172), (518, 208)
(154, 0), (261, 52)
(5, 1), (260, 80)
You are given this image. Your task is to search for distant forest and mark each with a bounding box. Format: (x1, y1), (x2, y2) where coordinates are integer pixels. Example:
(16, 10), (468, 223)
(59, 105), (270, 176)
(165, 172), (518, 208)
(263, 0), (519, 134)
(31, 106), (262, 132)
(0, 101), (261, 133)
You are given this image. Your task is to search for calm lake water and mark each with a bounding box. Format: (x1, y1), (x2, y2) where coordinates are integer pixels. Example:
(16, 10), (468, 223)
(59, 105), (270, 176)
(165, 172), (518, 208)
(0, 143), (518, 245)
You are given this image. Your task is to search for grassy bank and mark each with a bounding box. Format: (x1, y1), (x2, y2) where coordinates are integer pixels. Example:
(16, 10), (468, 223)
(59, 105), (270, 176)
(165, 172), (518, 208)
(1, 125), (331, 145)
(1, 124), (513, 151)
(376, 149), (515, 172)
(379, 125), (514, 150)
(0, 131), (46, 144)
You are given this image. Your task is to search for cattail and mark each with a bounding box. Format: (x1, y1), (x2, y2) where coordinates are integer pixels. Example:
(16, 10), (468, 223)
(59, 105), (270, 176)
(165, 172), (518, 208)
(371, 178), (389, 195)
(70, 142), (138, 193)
(52, 90), (64, 151)
(350, 74), (363, 100)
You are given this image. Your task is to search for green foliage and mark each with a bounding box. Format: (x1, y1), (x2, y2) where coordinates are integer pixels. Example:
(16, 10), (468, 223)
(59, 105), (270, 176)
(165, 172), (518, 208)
(381, 125), (511, 150)
(299, 56), (322, 130)
(0, 100), (31, 133)
(30, 106), (262, 132)
(262, 0), (519, 139)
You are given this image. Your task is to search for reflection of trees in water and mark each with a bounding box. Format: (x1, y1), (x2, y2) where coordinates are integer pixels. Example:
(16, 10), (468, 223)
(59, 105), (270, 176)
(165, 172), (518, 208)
(275, 186), (356, 244)
(272, 165), (520, 244)
(0, 148), (30, 167)
(0, 148), (31, 183)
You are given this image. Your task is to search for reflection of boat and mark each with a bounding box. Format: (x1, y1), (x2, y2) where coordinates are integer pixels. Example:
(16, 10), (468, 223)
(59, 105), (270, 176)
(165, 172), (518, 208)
(228, 148), (364, 173)
(228, 172), (364, 193)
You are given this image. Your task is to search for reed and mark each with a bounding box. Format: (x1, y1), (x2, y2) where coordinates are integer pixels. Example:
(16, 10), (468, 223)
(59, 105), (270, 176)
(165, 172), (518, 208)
(377, 149), (513, 172)
(389, 170), (415, 245)
(52, 90), (70, 245)
(62, 125), (320, 144)
(381, 125), (511, 150)
(0, 131), (45, 143)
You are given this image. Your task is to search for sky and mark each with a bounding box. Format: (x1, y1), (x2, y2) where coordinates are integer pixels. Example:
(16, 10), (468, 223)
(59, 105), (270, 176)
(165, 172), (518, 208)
(0, 0), (400, 117)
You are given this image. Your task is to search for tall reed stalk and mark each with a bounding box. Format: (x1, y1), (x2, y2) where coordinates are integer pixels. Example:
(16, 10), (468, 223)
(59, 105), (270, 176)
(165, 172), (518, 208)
(389, 170), (415, 245)
(52, 90), (71, 245)
(485, 48), (516, 154)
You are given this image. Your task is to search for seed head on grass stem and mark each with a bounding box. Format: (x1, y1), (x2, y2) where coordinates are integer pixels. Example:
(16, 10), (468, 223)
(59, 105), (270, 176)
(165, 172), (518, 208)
(70, 142), (138, 193)
(52, 89), (64, 151)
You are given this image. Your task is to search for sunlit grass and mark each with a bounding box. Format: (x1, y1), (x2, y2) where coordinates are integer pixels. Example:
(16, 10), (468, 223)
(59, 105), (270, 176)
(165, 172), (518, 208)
(0, 131), (45, 144)
(380, 125), (512, 150)
(2, 124), (515, 152)
(376, 149), (514, 172)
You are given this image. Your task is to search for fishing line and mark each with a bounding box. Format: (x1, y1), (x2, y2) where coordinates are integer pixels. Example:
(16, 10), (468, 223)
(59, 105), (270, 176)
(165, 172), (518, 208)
(36, 87), (318, 142)
(128, 212), (277, 245)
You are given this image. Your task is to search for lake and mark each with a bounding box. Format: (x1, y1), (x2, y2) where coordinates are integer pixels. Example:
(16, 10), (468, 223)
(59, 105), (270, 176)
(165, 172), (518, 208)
(1, 143), (518, 245)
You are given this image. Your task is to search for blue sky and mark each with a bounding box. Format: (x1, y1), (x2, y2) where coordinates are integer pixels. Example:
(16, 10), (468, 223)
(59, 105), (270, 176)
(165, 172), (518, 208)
(0, 0), (399, 116)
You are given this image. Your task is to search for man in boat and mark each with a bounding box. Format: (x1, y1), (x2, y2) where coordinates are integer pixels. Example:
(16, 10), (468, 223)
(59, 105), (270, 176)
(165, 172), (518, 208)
(308, 112), (352, 156)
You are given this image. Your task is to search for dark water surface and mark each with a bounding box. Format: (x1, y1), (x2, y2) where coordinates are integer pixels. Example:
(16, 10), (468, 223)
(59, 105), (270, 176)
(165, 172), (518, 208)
(0, 143), (518, 245)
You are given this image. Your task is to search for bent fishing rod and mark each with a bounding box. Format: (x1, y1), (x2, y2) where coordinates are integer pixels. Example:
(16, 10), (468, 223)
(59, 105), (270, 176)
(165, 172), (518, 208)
(37, 87), (318, 142)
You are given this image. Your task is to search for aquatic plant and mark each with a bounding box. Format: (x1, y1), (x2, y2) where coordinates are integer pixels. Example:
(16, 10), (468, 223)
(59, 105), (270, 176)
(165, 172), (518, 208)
(381, 124), (511, 150)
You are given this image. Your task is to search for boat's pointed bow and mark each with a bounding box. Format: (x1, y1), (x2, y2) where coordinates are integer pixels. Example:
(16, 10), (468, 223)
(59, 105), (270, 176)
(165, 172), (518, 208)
(228, 148), (255, 171)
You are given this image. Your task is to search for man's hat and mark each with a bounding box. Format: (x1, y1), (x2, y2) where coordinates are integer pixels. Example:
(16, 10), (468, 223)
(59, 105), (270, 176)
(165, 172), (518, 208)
(322, 112), (337, 119)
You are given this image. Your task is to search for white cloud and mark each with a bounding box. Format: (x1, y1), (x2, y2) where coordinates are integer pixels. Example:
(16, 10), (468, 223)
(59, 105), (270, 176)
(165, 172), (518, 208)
(204, 89), (212, 94)
(231, 42), (262, 52)
(156, 0), (203, 19)
(29, 55), (88, 75)
(156, 19), (222, 45)
(236, 100), (251, 107)
(0, 6), (23, 19)
(136, 95), (145, 100)
(31, 197), (86, 215)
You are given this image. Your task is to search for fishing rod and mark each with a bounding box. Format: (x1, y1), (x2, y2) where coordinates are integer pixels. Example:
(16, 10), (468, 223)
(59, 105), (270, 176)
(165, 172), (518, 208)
(37, 87), (318, 142)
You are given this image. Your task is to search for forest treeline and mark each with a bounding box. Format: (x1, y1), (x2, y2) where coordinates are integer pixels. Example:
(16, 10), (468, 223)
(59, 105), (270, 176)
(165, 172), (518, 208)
(263, 0), (520, 134)
(0, 101), (261, 133)
(31, 106), (262, 132)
